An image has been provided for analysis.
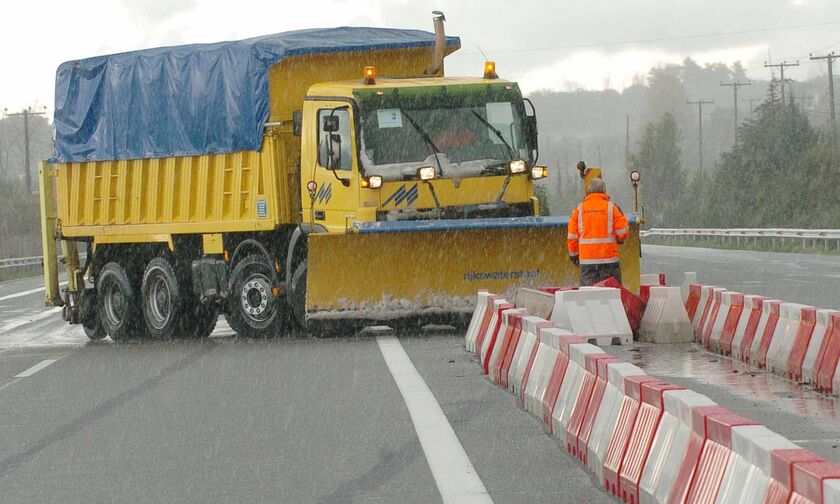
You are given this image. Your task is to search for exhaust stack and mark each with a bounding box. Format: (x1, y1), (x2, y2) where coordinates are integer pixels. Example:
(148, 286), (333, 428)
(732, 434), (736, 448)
(424, 11), (446, 76)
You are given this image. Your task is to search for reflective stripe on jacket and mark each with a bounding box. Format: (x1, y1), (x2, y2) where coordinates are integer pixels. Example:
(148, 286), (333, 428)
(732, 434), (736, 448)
(567, 193), (629, 265)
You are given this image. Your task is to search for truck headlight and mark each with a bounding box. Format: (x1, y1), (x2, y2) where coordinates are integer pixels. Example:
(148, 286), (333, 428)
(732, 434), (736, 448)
(361, 175), (383, 189)
(509, 159), (527, 174)
(530, 166), (548, 180)
(417, 166), (436, 181)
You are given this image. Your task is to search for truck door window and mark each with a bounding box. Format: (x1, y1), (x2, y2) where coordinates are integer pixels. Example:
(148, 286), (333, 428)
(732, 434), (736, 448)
(318, 109), (352, 171)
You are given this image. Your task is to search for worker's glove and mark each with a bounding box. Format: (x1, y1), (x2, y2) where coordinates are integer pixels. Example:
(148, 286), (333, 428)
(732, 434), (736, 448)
(569, 255), (579, 266)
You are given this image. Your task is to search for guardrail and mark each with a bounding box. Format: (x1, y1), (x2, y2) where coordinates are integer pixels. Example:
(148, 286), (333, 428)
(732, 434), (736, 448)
(640, 228), (840, 251)
(0, 256), (44, 270)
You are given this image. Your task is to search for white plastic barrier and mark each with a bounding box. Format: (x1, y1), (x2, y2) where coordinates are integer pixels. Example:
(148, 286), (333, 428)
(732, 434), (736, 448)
(514, 288), (555, 320)
(486, 308), (528, 383)
(708, 291), (735, 351)
(766, 303), (807, 375)
(731, 295), (762, 362)
(802, 309), (839, 384)
(827, 479), (840, 503)
(692, 285), (717, 335)
(714, 425), (798, 504)
(522, 334), (561, 416)
(550, 287), (633, 345)
(681, 272), (697, 304)
(587, 362), (646, 481)
(748, 299), (780, 367)
(700, 287), (728, 347)
(640, 286), (694, 343)
(478, 298), (513, 365)
(639, 389), (717, 504)
(465, 291), (492, 352)
(508, 316), (546, 395)
(551, 342), (605, 436)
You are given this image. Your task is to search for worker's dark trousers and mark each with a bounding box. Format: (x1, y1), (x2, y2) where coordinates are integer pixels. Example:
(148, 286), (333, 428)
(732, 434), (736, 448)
(579, 262), (622, 287)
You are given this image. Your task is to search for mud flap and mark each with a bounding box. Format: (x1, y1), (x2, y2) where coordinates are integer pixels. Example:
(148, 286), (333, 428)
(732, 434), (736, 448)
(304, 216), (640, 321)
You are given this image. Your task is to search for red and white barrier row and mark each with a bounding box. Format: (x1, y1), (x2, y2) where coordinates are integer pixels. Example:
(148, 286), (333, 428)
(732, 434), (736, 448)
(685, 283), (840, 394)
(466, 289), (840, 503)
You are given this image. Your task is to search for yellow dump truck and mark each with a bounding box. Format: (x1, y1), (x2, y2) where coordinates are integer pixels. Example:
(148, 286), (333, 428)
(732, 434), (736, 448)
(40, 14), (640, 340)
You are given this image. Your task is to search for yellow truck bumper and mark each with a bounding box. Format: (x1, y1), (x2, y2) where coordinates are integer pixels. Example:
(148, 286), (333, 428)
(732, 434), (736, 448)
(305, 216), (640, 320)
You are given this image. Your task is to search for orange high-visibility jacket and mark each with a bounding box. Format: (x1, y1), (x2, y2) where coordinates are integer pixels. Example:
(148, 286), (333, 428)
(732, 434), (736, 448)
(567, 193), (629, 265)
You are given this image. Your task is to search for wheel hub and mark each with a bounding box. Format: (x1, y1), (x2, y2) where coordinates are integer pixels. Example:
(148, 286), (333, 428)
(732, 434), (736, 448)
(241, 276), (271, 320)
(148, 275), (171, 329)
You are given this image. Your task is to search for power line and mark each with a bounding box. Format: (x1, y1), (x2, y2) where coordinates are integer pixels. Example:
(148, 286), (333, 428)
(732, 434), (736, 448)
(686, 99), (714, 175)
(451, 20), (840, 57)
(810, 51), (838, 149)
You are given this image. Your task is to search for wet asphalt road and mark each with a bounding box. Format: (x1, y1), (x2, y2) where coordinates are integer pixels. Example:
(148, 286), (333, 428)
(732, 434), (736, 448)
(0, 244), (838, 503)
(0, 275), (609, 504)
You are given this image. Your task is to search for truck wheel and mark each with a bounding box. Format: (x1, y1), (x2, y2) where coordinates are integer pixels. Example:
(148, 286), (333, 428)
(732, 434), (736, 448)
(141, 257), (184, 340)
(289, 259), (307, 330)
(228, 254), (285, 338)
(97, 262), (141, 342)
(181, 304), (219, 339)
(82, 317), (106, 341)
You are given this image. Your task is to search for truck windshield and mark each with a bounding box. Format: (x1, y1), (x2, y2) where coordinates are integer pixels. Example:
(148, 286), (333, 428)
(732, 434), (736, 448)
(354, 84), (531, 180)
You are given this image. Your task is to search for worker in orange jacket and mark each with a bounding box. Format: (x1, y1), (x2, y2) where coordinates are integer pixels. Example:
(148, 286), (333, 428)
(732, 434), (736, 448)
(567, 177), (630, 286)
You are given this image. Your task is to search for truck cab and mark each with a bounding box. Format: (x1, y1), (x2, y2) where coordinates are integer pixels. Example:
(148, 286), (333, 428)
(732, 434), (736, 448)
(300, 75), (545, 234)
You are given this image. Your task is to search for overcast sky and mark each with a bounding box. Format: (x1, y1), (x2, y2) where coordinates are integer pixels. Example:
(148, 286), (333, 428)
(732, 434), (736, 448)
(2, 0), (840, 116)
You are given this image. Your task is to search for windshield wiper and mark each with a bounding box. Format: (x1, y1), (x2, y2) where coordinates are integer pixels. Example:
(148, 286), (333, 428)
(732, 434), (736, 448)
(471, 110), (515, 161)
(401, 110), (445, 177)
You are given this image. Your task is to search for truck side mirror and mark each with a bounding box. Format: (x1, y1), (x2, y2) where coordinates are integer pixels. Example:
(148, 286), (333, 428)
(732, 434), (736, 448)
(323, 115), (339, 133)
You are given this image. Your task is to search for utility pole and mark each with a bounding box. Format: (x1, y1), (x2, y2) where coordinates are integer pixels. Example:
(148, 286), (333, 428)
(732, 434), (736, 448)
(764, 60), (799, 107)
(5, 106), (47, 194)
(810, 51), (838, 149)
(686, 99), (714, 175)
(741, 98), (757, 120)
(720, 80), (751, 144)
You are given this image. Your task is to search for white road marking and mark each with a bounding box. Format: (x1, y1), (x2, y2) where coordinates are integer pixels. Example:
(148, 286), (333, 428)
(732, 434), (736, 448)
(0, 307), (63, 334)
(0, 282), (67, 302)
(376, 336), (494, 504)
(15, 358), (59, 378)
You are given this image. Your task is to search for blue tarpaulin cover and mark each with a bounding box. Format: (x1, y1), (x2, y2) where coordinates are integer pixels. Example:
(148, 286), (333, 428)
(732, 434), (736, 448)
(54, 27), (460, 163)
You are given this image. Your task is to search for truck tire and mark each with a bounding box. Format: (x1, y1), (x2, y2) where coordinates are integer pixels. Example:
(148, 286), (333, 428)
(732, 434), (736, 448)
(228, 254), (285, 338)
(181, 304), (218, 339)
(83, 317), (106, 341)
(289, 259), (307, 329)
(97, 262), (142, 342)
(141, 257), (186, 340)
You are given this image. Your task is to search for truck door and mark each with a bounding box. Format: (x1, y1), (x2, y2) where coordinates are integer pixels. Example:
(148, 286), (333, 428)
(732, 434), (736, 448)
(301, 100), (360, 233)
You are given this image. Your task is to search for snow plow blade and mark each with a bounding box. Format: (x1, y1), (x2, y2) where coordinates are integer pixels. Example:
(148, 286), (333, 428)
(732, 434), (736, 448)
(305, 216), (640, 323)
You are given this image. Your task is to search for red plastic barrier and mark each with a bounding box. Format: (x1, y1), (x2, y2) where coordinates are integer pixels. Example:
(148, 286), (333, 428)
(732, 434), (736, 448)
(667, 405), (730, 504)
(718, 293), (745, 356)
(701, 290), (725, 348)
(757, 301), (782, 369)
(567, 354), (620, 458)
(695, 287), (717, 341)
(619, 381), (684, 504)
(595, 277), (646, 337)
(498, 314), (525, 389)
(577, 357), (618, 465)
(766, 449), (825, 503)
(684, 411), (759, 503)
(790, 460), (840, 503)
(482, 302), (514, 373)
(815, 313), (840, 393)
(603, 376), (665, 496)
(640, 285), (652, 305)
(685, 284), (702, 322)
(740, 297), (768, 363)
(472, 294), (502, 358)
(490, 311), (517, 385)
(787, 307), (817, 382)
(542, 336), (587, 432)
